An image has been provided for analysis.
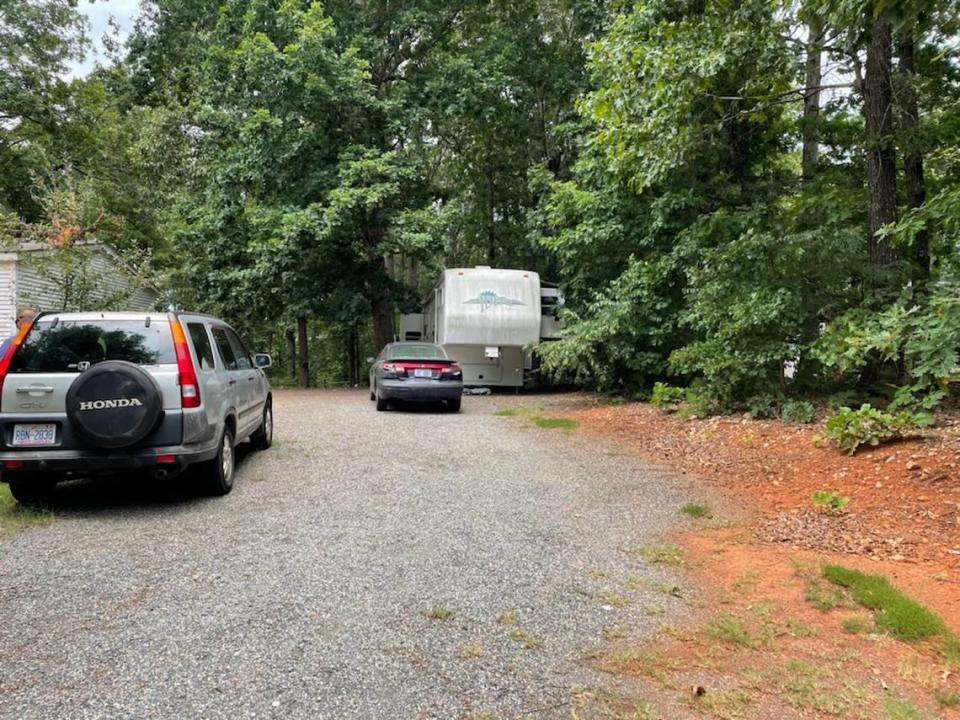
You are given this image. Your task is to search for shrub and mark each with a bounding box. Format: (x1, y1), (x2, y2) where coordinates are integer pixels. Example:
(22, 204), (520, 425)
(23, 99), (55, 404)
(781, 399), (816, 424)
(823, 404), (930, 454)
(650, 382), (685, 411)
(747, 394), (779, 419)
(812, 490), (849, 514)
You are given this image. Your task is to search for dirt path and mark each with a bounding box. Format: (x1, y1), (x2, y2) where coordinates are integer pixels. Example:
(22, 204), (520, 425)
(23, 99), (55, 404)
(0, 389), (691, 719)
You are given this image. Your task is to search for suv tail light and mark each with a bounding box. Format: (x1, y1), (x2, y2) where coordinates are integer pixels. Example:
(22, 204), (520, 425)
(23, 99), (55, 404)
(169, 317), (201, 408)
(0, 318), (36, 397)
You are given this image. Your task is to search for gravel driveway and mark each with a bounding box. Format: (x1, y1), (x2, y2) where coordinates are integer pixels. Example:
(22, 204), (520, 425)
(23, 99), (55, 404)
(0, 389), (687, 719)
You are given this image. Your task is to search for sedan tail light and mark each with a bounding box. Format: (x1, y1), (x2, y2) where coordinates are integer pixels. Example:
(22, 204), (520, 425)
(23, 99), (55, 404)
(380, 362), (400, 378)
(443, 364), (463, 380)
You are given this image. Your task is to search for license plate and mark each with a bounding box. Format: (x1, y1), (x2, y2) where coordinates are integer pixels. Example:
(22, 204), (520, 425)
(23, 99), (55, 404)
(414, 368), (433, 378)
(12, 423), (57, 447)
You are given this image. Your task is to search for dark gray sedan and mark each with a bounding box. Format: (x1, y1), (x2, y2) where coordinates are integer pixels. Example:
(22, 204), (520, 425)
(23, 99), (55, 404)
(369, 342), (463, 412)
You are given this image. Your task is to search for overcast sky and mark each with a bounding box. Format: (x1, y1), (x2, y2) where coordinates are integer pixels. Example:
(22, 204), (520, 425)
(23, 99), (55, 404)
(70, 0), (143, 78)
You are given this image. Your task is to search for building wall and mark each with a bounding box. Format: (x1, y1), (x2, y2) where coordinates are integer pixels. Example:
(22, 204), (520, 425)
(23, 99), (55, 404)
(0, 259), (16, 338)
(16, 247), (159, 313)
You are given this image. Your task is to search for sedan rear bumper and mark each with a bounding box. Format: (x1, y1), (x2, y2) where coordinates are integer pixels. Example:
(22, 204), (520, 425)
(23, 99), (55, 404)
(378, 380), (463, 402)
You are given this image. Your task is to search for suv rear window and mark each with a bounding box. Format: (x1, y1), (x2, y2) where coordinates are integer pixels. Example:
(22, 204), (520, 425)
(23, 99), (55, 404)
(10, 319), (176, 373)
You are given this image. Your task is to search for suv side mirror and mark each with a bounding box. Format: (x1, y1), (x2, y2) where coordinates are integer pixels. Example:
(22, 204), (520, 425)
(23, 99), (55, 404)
(254, 353), (273, 368)
(366, 357), (375, 364)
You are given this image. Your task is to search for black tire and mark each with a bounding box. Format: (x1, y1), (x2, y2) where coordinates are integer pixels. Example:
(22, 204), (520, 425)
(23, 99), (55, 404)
(447, 398), (462, 413)
(7, 474), (57, 506)
(250, 400), (273, 450)
(375, 387), (388, 411)
(65, 360), (163, 449)
(199, 426), (235, 496)
(369, 388), (376, 401)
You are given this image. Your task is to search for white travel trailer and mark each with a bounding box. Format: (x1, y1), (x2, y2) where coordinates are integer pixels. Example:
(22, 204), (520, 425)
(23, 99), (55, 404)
(400, 267), (562, 388)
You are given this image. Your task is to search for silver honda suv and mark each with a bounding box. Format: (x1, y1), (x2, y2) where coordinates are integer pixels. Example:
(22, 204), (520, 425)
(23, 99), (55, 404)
(0, 311), (273, 504)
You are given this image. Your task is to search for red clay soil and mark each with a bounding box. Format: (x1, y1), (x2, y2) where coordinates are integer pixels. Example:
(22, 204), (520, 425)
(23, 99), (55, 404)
(565, 402), (960, 630)
(562, 400), (960, 719)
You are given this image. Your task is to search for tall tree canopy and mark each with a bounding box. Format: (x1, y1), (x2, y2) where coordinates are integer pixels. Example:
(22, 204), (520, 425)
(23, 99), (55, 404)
(4, 0), (960, 406)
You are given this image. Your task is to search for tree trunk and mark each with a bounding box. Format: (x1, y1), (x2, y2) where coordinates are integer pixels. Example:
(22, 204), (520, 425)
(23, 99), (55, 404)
(896, 29), (929, 289)
(285, 327), (296, 381)
(371, 298), (394, 353)
(802, 14), (823, 181)
(297, 316), (310, 388)
(485, 135), (497, 265)
(347, 322), (359, 387)
(864, 16), (898, 265)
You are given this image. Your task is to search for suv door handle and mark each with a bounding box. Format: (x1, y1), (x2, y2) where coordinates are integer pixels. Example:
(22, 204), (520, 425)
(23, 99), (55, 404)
(16, 386), (55, 394)
(228, 379), (237, 386)
(247, 376), (256, 382)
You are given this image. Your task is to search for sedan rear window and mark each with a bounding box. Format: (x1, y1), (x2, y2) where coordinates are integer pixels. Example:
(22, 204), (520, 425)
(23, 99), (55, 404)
(10, 319), (176, 373)
(388, 344), (448, 360)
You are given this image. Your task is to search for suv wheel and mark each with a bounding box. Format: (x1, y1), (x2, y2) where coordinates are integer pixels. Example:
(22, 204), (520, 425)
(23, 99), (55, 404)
(251, 400), (273, 450)
(201, 427), (235, 496)
(8, 474), (57, 506)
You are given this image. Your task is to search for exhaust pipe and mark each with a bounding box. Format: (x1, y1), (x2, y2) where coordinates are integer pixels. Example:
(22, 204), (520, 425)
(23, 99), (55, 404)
(154, 468), (168, 481)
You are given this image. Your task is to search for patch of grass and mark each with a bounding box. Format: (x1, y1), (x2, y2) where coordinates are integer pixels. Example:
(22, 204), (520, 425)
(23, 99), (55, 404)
(780, 660), (871, 715)
(655, 582), (682, 597)
(632, 543), (684, 566)
(460, 643), (485, 658)
(624, 575), (649, 591)
(684, 688), (755, 719)
(492, 407), (521, 417)
(532, 416), (578, 430)
(680, 502), (712, 519)
(731, 570), (761, 594)
(603, 648), (675, 684)
(884, 695), (926, 720)
(497, 609), (517, 626)
(805, 577), (849, 611)
(0, 484), (54, 533)
(571, 685), (658, 720)
(842, 616), (873, 634)
(822, 565), (944, 640)
(587, 568), (609, 579)
(509, 627), (543, 650)
(944, 636), (960, 667)
(422, 606), (454, 621)
(598, 589), (629, 608)
(603, 624), (630, 641)
(645, 606), (665, 616)
(703, 614), (756, 648)
(935, 688), (960, 708)
(785, 618), (816, 637)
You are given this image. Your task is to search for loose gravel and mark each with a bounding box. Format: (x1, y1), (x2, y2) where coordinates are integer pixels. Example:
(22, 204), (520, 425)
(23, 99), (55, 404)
(0, 389), (687, 719)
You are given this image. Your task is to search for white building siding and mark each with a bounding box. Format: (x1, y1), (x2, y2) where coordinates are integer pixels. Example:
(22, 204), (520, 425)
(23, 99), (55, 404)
(15, 246), (159, 313)
(0, 259), (16, 338)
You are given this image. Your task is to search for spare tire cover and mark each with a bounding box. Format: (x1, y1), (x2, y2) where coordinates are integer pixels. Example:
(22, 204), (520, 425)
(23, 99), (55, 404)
(66, 361), (164, 449)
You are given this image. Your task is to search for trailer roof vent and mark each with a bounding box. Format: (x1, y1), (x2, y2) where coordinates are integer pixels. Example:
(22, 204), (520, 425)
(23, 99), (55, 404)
(474, 265), (491, 269)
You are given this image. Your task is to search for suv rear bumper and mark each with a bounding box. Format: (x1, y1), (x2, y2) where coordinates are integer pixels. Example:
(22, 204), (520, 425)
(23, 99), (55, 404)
(0, 442), (220, 477)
